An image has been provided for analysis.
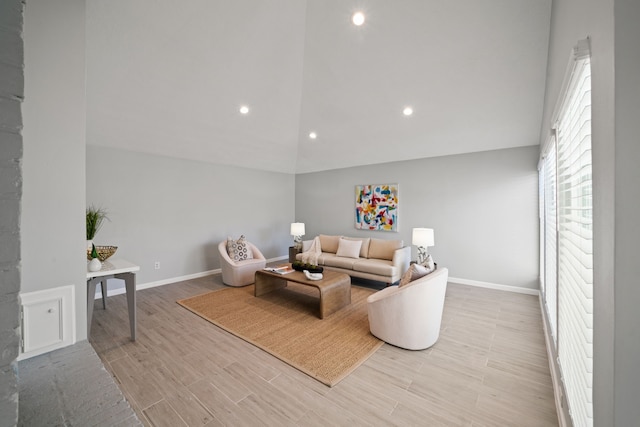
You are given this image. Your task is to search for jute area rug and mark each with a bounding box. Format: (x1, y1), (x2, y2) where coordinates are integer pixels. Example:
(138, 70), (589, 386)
(177, 282), (383, 387)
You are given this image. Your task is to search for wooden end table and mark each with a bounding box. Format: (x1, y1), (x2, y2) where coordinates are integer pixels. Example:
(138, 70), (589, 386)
(288, 246), (300, 263)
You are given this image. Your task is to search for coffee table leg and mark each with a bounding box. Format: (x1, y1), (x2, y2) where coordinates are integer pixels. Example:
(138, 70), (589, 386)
(319, 283), (351, 319)
(255, 273), (287, 297)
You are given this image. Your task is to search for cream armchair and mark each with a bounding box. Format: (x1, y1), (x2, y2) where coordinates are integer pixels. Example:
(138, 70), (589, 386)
(367, 267), (448, 350)
(218, 241), (266, 287)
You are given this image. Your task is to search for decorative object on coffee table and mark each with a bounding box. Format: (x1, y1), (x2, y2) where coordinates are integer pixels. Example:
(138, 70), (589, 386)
(290, 222), (305, 250)
(303, 270), (323, 281)
(412, 227), (434, 264)
(292, 260), (323, 274)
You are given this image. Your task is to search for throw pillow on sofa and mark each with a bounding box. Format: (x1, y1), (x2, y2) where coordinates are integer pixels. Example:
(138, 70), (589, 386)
(368, 238), (403, 260)
(344, 237), (370, 258)
(226, 235), (253, 261)
(336, 237), (362, 259)
(319, 234), (341, 254)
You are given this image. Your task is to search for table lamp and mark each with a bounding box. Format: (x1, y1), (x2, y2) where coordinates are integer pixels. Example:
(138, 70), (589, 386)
(412, 228), (434, 264)
(290, 222), (305, 251)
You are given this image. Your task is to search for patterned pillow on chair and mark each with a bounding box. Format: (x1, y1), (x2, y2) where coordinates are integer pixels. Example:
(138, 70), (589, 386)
(399, 263), (430, 287)
(226, 235), (254, 261)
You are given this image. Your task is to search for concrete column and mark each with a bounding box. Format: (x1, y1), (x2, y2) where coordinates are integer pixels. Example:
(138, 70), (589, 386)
(0, 0), (24, 424)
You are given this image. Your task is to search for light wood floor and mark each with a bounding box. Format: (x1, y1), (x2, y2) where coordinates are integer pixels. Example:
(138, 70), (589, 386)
(89, 274), (558, 426)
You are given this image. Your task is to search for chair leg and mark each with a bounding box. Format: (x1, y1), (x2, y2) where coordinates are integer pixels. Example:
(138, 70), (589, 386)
(101, 280), (107, 309)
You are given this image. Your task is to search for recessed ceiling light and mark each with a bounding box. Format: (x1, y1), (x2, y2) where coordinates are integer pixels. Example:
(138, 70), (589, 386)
(403, 106), (414, 116)
(352, 12), (365, 26)
(309, 132), (317, 140)
(239, 105), (249, 114)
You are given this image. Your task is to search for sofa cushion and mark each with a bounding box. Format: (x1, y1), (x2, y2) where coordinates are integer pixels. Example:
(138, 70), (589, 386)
(319, 234), (341, 254)
(352, 258), (397, 277)
(226, 235), (253, 261)
(344, 237), (370, 258)
(322, 253), (358, 270)
(368, 238), (403, 261)
(336, 238), (362, 259)
(399, 263), (430, 287)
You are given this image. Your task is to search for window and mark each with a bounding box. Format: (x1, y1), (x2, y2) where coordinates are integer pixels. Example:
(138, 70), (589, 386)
(539, 39), (592, 427)
(540, 139), (558, 343)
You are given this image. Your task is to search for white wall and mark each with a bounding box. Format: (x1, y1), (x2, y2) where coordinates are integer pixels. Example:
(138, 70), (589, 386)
(613, 0), (640, 423)
(22, 0), (87, 340)
(540, 0), (640, 424)
(86, 146), (295, 288)
(295, 146), (539, 289)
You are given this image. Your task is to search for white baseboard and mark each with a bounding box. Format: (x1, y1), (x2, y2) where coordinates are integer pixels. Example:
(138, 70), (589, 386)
(96, 255), (290, 299)
(448, 276), (539, 295)
(97, 264), (537, 299)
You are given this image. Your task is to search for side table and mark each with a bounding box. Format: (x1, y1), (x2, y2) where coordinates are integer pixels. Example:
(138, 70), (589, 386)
(86, 258), (139, 340)
(288, 246), (301, 263)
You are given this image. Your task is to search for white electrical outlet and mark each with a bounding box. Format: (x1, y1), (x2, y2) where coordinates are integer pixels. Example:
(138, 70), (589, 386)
(154, 261), (160, 269)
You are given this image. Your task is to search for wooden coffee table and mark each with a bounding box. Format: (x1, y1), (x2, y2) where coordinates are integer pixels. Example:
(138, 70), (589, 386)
(254, 268), (351, 319)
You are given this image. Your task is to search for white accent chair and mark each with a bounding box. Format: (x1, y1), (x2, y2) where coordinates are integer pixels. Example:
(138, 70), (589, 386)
(367, 267), (448, 350)
(218, 241), (267, 287)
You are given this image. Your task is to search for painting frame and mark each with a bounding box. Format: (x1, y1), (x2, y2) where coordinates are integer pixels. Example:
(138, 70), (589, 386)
(355, 184), (398, 232)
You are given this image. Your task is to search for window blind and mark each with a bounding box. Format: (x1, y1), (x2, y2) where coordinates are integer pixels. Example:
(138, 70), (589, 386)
(542, 141), (558, 344)
(555, 55), (593, 427)
(538, 170), (545, 294)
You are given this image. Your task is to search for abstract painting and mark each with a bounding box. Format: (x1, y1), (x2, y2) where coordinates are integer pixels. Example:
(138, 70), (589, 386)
(355, 184), (398, 231)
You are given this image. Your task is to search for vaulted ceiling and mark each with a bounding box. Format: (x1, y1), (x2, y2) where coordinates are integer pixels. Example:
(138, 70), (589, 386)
(86, 0), (551, 174)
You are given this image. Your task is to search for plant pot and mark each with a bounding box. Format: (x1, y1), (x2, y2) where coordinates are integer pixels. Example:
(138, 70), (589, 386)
(292, 263), (323, 274)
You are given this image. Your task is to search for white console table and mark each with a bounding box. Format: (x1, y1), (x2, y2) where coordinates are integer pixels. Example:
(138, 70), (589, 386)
(86, 258), (140, 340)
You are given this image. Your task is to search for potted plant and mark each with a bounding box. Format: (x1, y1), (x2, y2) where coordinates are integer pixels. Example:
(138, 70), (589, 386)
(292, 260), (323, 274)
(86, 205), (108, 250)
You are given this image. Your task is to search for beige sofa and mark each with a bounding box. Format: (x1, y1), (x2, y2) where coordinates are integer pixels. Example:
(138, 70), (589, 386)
(296, 234), (410, 285)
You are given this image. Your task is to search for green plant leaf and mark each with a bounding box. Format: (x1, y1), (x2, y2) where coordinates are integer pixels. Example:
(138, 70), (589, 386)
(86, 205), (109, 239)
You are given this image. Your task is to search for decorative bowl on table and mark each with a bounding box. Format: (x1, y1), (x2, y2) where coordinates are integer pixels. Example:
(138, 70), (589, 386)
(87, 245), (118, 262)
(292, 261), (323, 274)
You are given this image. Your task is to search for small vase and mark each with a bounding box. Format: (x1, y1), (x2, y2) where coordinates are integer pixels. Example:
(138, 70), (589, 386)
(88, 258), (102, 272)
(87, 240), (93, 251)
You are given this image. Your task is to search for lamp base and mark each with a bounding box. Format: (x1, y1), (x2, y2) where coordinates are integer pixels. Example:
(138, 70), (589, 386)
(293, 235), (302, 251)
(417, 247), (427, 265)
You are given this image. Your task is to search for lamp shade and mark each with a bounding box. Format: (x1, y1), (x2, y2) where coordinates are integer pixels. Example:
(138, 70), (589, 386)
(412, 228), (434, 247)
(290, 222), (305, 236)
